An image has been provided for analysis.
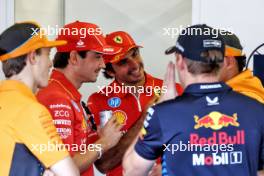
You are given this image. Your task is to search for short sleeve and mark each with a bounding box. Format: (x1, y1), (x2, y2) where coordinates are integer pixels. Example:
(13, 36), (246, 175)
(135, 107), (164, 160)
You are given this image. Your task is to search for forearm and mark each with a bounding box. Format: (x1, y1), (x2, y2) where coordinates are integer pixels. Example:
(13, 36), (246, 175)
(73, 139), (108, 173)
(123, 138), (139, 176)
(95, 115), (145, 173)
(50, 156), (80, 176)
(123, 138), (154, 176)
(73, 150), (98, 173)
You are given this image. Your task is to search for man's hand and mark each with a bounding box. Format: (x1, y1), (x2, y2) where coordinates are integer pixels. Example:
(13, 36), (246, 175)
(72, 116), (123, 173)
(158, 61), (177, 103)
(98, 116), (123, 151)
(95, 111), (146, 173)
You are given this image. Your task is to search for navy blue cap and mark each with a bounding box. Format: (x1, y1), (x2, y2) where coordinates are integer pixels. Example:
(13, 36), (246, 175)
(165, 24), (225, 62)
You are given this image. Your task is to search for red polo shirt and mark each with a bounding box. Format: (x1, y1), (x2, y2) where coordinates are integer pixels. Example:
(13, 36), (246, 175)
(37, 69), (96, 176)
(88, 73), (183, 176)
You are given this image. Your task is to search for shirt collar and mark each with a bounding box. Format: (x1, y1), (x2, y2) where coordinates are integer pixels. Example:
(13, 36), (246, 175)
(107, 73), (156, 98)
(0, 80), (36, 100)
(184, 82), (231, 94)
(49, 69), (82, 101)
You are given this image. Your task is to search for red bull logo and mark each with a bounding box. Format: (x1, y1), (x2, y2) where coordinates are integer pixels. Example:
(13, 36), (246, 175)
(194, 111), (239, 130)
(190, 130), (245, 145)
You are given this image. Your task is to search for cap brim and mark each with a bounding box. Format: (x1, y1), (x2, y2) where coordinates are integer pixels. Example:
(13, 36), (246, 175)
(121, 45), (143, 55)
(44, 40), (67, 48)
(102, 45), (143, 64)
(91, 45), (122, 55)
(127, 45), (143, 50)
(165, 46), (177, 55)
(110, 45), (143, 64)
(0, 38), (67, 61)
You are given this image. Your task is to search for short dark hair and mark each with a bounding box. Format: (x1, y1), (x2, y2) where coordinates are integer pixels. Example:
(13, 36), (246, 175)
(184, 50), (224, 75)
(1, 48), (41, 78)
(1, 50), (27, 78)
(53, 50), (88, 68)
(0, 23), (41, 78)
(0, 48), (41, 78)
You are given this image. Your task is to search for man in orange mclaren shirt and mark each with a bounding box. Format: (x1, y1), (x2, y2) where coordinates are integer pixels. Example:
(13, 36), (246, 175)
(37, 21), (123, 176)
(219, 31), (264, 176)
(219, 31), (264, 103)
(0, 21), (79, 176)
(88, 31), (183, 176)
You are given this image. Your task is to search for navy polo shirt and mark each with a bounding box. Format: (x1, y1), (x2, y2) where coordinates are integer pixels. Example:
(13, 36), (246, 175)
(135, 82), (264, 176)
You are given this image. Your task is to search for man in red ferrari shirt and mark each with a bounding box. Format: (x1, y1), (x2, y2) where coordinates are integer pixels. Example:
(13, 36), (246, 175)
(37, 21), (123, 176)
(87, 31), (183, 176)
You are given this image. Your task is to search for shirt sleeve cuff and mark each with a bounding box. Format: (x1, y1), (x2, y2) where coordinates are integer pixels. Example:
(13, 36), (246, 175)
(134, 140), (159, 160)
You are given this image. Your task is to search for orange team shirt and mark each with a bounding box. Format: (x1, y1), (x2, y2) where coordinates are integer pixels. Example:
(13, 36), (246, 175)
(88, 73), (183, 176)
(37, 69), (97, 176)
(0, 80), (69, 176)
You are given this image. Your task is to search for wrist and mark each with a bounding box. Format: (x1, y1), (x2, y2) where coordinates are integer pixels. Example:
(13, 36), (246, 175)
(96, 138), (110, 153)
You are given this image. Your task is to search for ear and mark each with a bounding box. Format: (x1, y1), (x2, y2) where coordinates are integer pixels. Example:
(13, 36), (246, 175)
(27, 51), (37, 65)
(69, 50), (78, 65)
(175, 53), (185, 71)
(224, 56), (234, 68)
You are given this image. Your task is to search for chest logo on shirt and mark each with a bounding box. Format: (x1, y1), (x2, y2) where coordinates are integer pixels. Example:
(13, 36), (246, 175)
(108, 97), (121, 108)
(194, 111), (239, 130)
(113, 110), (127, 125)
(191, 111), (244, 167)
(206, 96), (219, 106)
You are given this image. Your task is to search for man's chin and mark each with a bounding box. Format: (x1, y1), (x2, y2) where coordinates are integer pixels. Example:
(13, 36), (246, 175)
(136, 73), (145, 81)
(88, 77), (97, 83)
(130, 77), (144, 85)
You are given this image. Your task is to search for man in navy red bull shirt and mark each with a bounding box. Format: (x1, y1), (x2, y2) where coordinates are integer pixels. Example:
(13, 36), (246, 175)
(123, 24), (264, 176)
